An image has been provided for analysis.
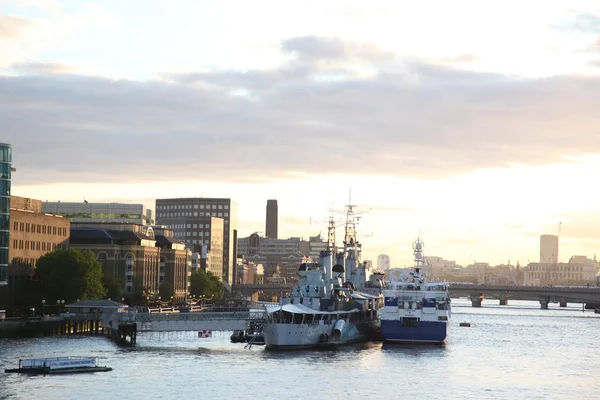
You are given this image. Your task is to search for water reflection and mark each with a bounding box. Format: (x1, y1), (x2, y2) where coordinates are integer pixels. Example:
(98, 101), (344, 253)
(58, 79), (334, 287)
(381, 342), (448, 358)
(259, 341), (382, 362)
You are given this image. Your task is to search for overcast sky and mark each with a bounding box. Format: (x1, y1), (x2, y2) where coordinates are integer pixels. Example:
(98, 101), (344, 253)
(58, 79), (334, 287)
(3, 0), (600, 268)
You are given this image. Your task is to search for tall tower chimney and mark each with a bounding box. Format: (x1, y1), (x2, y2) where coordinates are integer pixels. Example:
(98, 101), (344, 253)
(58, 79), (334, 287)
(265, 199), (278, 239)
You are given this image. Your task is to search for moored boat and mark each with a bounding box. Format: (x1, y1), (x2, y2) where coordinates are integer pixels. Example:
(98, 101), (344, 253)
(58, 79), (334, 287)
(381, 238), (451, 344)
(5, 356), (112, 374)
(262, 202), (384, 350)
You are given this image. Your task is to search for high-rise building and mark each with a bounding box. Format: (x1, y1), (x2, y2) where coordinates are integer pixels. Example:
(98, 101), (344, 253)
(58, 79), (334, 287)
(377, 254), (391, 270)
(265, 199), (278, 239)
(155, 198), (238, 286)
(540, 234), (559, 264)
(0, 143), (11, 286)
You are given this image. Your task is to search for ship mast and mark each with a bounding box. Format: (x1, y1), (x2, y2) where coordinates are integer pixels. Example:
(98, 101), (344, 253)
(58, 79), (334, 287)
(343, 188), (358, 247)
(327, 208), (337, 253)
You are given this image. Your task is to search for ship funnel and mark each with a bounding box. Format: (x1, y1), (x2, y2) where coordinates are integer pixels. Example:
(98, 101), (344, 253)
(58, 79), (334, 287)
(319, 250), (333, 298)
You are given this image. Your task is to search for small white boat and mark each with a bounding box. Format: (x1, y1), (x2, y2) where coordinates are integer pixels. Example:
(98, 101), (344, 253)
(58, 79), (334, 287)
(5, 356), (112, 374)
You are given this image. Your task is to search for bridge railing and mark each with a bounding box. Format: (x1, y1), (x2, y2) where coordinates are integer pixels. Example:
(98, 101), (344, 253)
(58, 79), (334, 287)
(124, 310), (269, 323)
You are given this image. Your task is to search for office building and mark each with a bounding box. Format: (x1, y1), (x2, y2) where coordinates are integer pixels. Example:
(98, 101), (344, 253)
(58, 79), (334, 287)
(265, 199), (278, 239)
(69, 222), (191, 303)
(237, 233), (315, 281)
(0, 143), (11, 286)
(238, 233), (327, 262)
(155, 198), (238, 286)
(524, 256), (599, 286)
(540, 234), (559, 264)
(377, 254), (391, 270)
(42, 202), (153, 225)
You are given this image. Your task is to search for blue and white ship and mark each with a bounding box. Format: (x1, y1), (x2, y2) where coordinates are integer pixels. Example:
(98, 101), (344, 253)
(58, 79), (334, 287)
(381, 238), (451, 344)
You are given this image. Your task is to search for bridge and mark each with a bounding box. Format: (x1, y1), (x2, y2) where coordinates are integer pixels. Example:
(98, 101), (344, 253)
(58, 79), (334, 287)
(449, 284), (600, 309)
(102, 306), (270, 334)
(233, 283), (600, 309)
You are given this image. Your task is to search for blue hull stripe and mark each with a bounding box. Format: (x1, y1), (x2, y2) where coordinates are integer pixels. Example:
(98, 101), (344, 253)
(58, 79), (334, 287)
(381, 320), (448, 343)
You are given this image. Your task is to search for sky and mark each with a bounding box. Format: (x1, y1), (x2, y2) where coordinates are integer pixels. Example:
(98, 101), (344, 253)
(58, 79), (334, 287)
(2, 0), (600, 268)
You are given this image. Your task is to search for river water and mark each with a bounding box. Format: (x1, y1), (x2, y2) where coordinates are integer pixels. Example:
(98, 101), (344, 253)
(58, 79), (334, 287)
(1, 299), (599, 400)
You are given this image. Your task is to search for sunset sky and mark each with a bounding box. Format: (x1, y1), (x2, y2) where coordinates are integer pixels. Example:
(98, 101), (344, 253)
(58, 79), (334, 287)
(3, 0), (600, 268)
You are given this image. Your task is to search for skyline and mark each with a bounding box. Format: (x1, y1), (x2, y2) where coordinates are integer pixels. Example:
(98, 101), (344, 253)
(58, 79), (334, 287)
(3, 1), (600, 267)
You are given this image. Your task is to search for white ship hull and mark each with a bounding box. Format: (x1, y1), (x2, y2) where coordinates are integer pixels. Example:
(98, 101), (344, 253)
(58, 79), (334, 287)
(262, 321), (369, 350)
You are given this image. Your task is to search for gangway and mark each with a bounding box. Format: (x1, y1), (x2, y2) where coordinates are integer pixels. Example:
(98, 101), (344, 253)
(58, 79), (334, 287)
(110, 306), (270, 333)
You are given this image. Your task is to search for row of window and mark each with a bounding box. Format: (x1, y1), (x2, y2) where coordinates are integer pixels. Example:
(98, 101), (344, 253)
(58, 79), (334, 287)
(53, 212), (142, 220)
(174, 231), (209, 237)
(157, 211), (228, 219)
(13, 239), (58, 252)
(13, 221), (68, 236)
(172, 223), (212, 229)
(11, 257), (37, 267)
(157, 204), (228, 210)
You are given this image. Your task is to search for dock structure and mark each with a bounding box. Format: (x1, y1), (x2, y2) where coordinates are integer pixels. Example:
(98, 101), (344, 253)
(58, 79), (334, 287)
(0, 315), (103, 339)
(108, 309), (269, 335)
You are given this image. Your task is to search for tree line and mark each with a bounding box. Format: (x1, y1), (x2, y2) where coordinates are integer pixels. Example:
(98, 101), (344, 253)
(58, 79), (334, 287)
(10, 248), (223, 313)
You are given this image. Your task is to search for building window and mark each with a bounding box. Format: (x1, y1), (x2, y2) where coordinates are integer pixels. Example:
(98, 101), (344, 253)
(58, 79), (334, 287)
(126, 254), (134, 271)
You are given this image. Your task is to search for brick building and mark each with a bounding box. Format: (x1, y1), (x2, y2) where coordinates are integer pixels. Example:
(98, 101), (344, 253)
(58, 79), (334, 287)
(0, 196), (70, 312)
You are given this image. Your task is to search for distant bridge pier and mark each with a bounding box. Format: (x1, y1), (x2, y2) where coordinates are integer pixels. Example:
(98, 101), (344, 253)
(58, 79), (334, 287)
(540, 299), (549, 310)
(470, 294), (483, 307)
(559, 298), (567, 308)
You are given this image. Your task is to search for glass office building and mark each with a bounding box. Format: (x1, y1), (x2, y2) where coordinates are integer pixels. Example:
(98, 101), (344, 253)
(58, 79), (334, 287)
(0, 143), (11, 285)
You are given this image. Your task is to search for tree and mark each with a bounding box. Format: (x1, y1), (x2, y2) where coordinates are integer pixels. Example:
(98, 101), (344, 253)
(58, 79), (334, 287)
(190, 269), (223, 300)
(35, 248), (107, 303)
(159, 281), (173, 301)
(102, 276), (122, 302)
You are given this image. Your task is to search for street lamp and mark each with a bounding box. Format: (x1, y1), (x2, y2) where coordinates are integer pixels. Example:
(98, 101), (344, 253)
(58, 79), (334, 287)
(41, 300), (45, 317)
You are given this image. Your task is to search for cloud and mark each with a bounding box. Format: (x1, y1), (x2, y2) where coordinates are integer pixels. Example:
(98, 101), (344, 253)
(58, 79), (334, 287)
(442, 54), (481, 64)
(10, 61), (74, 74)
(565, 13), (600, 33)
(585, 37), (600, 53)
(0, 15), (31, 40)
(3, 36), (600, 187)
(282, 35), (395, 63)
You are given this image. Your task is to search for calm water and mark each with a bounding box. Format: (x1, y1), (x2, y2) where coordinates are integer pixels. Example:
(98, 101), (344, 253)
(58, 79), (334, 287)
(1, 299), (599, 400)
